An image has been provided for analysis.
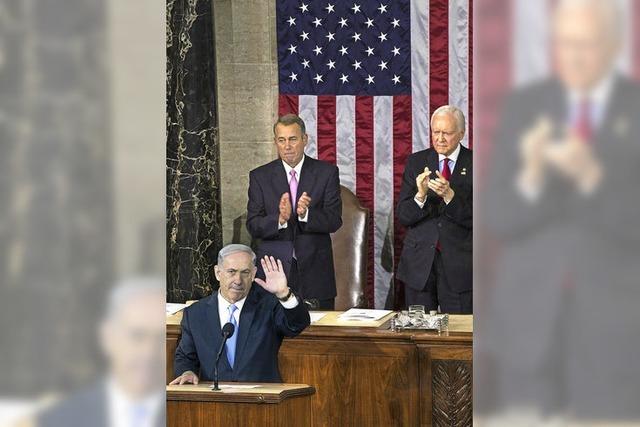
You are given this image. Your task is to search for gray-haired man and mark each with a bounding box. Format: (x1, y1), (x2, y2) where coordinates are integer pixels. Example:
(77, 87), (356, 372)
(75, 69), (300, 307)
(172, 244), (310, 384)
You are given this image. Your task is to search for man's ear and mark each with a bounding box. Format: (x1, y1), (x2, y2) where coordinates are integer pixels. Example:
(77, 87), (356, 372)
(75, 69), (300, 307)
(302, 133), (309, 147)
(214, 265), (221, 281)
(250, 266), (258, 282)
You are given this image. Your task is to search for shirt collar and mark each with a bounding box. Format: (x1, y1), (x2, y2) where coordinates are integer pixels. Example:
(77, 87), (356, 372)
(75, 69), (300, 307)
(568, 71), (616, 107)
(282, 155), (305, 179)
(217, 290), (247, 314)
(438, 143), (462, 163)
(107, 377), (163, 427)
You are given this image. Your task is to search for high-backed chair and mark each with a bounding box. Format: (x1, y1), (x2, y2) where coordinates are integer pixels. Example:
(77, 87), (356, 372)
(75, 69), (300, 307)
(331, 185), (369, 310)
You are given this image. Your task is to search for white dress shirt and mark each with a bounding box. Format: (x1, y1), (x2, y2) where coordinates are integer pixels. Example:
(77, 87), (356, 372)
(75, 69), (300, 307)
(414, 143), (461, 208)
(217, 288), (298, 326)
(107, 378), (163, 427)
(279, 156), (309, 229)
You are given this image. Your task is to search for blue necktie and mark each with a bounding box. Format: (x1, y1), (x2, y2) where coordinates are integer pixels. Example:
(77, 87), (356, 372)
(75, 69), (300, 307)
(226, 304), (238, 368)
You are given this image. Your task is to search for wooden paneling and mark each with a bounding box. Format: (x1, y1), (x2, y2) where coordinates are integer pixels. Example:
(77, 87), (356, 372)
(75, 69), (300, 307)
(167, 319), (473, 426)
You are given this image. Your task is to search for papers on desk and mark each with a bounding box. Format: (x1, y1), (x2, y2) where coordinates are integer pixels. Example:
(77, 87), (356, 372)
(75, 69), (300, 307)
(338, 308), (394, 321)
(210, 384), (261, 393)
(166, 303), (187, 316)
(309, 312), (328, 323)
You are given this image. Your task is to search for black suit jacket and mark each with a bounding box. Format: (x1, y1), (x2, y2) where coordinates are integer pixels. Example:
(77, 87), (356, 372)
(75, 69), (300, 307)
(396, 146), (473, 293)
(246, 156), (342, 300)
(174, 285), (310, 382)
(37, 380), (165, 427)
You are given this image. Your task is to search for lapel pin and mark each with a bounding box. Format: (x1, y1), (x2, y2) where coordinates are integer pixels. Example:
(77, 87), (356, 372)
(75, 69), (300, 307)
(460, 168), (467, 175)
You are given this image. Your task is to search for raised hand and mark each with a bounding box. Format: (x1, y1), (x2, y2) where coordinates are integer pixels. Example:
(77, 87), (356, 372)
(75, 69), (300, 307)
(427, 170), (455, 203)
(279, 192), (292, 225)
(254, 256), (289, 299)
(297, 192), (312, 217)
(415, 167), (431, 200)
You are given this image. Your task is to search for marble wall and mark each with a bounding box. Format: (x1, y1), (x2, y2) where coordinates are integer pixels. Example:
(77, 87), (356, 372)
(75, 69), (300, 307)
(213, 0), (280, 246)
(167, 0), (223, 301)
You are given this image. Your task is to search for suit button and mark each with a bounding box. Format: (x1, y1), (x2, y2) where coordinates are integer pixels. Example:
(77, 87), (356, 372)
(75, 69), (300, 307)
(437, 222), (442, 228)
(430, 245), (435, 249)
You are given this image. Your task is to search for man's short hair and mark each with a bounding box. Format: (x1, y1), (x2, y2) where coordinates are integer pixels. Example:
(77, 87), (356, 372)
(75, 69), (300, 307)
(217, 244), (257, 266)
(273, 114), (307, 135)
(430, 105), (466, 133)
(103, 277), (165, 321)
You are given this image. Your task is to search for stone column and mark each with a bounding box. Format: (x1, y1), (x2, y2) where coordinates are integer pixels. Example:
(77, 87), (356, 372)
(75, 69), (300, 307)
(167, 0), (223, 301)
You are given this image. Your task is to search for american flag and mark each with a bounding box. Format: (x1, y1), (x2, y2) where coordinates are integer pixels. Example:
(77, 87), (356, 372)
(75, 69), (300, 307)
(276, 0), (472, 308)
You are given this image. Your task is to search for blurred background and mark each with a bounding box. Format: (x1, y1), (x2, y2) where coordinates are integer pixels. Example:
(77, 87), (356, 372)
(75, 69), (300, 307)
(0, 0), (165, 425)
(475, 0), (640, 425)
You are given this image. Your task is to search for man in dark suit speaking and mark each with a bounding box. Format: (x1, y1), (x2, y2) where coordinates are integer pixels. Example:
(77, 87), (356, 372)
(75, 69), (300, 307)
(396, 106), (473, 313)
(171, 244), (310, 384)
(246, 114), (342, 310)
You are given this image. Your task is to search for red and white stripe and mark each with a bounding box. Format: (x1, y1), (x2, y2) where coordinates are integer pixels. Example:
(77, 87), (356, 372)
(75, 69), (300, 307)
(279, 0), (472, 308)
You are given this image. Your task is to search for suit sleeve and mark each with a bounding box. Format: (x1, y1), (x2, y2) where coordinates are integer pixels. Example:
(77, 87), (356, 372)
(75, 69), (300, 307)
(443, 182), (472, 229)
(396, 156), (438, 227)
(273, 297), (311, 337)
(174, 308), (200, 377)
(300, 165), (343, 233)
(246, 169), (282, 240)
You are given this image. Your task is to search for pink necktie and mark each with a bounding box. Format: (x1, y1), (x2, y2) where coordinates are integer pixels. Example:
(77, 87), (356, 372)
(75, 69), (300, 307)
(289, 170), (298, 209)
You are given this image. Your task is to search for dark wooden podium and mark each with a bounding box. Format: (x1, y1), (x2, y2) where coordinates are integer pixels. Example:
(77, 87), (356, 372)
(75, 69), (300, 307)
(166, 382), (315, 427)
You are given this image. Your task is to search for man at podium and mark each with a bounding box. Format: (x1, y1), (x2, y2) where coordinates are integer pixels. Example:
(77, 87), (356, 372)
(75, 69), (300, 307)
(171, 244), (310, 385)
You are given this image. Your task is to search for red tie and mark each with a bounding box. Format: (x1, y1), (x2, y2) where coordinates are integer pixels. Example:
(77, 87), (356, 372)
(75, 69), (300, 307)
(441, 158), (451, 180)
(575, 98), (593, 143)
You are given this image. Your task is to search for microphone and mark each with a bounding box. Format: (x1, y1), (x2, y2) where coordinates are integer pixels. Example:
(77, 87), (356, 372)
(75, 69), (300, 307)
(212, 322), (235, 391)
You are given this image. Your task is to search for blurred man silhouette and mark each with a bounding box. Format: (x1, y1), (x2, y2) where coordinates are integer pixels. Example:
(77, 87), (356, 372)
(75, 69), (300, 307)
(37, 279), (166, 427)
(481, 0), (640, 421)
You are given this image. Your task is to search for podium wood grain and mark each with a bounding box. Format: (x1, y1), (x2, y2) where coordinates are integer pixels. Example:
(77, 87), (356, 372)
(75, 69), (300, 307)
(166, 313), (473, 426)
(167, 383), (314, 427)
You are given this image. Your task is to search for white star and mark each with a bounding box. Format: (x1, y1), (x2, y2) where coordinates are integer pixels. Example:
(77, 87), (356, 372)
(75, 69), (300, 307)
(325, 3), (335, 13)
(301, 58), (310, 68)
(391, 18), (400, 28)
(366, 74), (375, 84)
(313, 73), (324, 83)
(287, 44), (298, 54)
(351, 3), (361, 14)
(313, 45), (323, 55)
(312, 17), (323, 27)
(339, 45), (349, 56)
(299, 2), (309, 13)
(351, 32), (361, 42)
(378, 60), (388, 70)
(338, 17), (348, 28)
(364, 18), (375, 28)
(392, 74), (401, 85)
(378, 32), (387, 42)
(352, 60), (362, 70)
(300, 31), (309, 41)
(327, 59), (336, 70)
(326, 32), (335, 42)
(378, 3), (388, 14)
(339, 73), (349, 83)
(287, 16), (296, 26)
(365, 46), (375, 56)
(391, 46), (401, 56)
(289, 72), (298, 82)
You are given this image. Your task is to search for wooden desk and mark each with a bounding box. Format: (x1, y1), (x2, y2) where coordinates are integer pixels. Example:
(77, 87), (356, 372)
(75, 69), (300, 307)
(167, 312), (472, 426)
(167, 382), (315, 427)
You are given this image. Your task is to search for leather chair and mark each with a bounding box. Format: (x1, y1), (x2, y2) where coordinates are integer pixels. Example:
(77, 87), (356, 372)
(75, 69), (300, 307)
(331, 185), (369, 310)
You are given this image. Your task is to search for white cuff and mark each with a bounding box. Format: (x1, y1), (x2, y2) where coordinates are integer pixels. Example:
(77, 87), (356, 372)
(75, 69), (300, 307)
(278, 220), (288, 230)
(298, 209), (309, 222)
(414, 196), (426, 209)
(280, 294), (299, 309)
